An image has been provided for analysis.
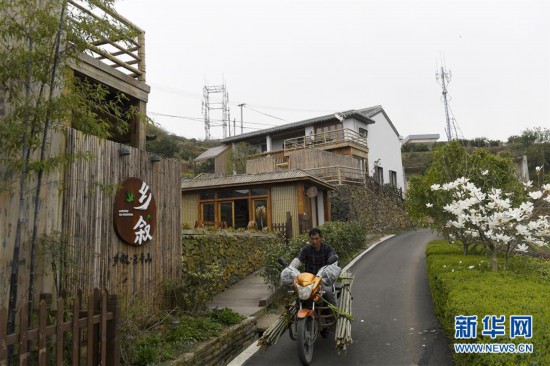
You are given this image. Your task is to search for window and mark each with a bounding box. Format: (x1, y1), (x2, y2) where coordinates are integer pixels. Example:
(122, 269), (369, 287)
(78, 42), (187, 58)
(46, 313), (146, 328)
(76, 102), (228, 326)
(389, 170), (397, 187)
(197, 186), (269, 229)
(200, 191), (215, 200)
(218, 189), (249, 198)
(376, 166), (384, 184)
(219, 202), (234, 228)
(253, 199), (268, 229)
(359, 128), (368, 138)
(201, 203), (215, 222)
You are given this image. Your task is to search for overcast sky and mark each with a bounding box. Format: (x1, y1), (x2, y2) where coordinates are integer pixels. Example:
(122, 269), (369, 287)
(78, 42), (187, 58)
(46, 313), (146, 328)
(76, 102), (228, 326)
(115, 0), (549, 142)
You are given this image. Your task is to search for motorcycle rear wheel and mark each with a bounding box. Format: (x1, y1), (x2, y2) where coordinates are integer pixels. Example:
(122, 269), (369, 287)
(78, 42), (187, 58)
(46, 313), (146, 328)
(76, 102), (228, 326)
(297, 317), (315, 365)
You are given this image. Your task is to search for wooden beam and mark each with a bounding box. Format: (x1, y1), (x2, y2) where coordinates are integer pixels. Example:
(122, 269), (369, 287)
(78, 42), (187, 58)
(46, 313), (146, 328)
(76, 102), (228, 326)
(296, 182), (305, 215)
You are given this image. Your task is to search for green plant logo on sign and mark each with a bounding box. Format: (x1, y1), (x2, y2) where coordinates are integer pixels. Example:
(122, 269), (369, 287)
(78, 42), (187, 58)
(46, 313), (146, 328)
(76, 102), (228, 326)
(113, 177), (157, 245)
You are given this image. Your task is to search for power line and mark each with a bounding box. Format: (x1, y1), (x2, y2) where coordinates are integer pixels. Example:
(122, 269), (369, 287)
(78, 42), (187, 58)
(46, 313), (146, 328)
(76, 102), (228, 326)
(148, 111), (280, 127)
(244, 105), (287, 121)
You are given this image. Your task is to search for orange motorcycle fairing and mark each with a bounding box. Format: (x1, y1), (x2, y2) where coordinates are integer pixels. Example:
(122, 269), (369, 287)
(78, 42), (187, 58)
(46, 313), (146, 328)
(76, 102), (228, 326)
(297, 308), (315, 319)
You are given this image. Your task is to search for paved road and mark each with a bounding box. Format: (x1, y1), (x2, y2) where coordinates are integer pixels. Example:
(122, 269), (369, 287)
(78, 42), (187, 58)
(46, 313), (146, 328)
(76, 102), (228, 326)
(244, 230), (454, 366)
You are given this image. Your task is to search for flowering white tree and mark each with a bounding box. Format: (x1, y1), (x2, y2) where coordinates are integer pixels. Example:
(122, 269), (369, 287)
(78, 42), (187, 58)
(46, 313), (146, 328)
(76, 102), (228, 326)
(430, 178), (550, 270)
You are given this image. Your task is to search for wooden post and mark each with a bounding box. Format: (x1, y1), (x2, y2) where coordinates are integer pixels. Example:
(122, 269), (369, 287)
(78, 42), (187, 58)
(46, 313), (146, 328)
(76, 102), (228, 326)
(92, 289), (101, 366)
(130, 100), (146, 150)
(56, 298), (64, 365)
(100, 292), (107, 366)
(285, 211), (292, 241)
(0, 307), (6, 364)
(19, 301), (29, 365)
(72, 296), (80, 366)
(106, 295), (120, 366)
(87, 292), (94, 366)
(38, 301), (47, 365)
(137, 32), (146, 82)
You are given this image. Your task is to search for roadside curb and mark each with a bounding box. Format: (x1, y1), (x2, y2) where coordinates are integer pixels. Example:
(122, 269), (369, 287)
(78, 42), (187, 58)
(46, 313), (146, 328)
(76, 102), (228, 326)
(227, 233), (397, 366)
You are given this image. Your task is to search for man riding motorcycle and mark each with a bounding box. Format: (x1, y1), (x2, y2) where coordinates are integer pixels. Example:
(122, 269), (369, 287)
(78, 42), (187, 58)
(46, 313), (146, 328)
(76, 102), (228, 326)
(286, 228), (341, 337)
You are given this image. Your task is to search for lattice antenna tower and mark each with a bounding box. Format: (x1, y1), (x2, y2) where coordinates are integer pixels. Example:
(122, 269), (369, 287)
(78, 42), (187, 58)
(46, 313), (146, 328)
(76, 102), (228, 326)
(201, 83), (230, 140)
(436, 65), (460, 141)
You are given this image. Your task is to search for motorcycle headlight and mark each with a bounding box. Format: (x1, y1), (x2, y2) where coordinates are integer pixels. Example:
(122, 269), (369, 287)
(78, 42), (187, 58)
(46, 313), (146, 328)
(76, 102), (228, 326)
(296, 283), (314, 300)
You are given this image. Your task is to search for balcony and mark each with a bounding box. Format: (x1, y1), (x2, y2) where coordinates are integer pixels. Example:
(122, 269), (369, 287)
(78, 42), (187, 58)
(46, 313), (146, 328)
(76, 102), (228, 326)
(283, 128), (367, 153)
(68, 0), (146, 81)
(303, 166), (366, 186)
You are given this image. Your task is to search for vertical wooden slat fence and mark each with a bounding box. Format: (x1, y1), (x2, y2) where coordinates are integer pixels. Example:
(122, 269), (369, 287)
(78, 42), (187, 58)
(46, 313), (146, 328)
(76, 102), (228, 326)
(0, 289), (119, 366)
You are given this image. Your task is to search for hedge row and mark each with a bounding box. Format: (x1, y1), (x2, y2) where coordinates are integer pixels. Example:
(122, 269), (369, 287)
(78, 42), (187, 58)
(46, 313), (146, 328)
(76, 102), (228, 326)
(426, 240), (550, 366)
(177, 231), (283, 311)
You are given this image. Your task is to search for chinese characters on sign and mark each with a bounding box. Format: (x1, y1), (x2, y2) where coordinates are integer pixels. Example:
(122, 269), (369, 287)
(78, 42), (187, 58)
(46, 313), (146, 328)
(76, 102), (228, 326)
(113, 177), (157, 246)
(112, 252), (153, 266)
(454, 314), (533, 339)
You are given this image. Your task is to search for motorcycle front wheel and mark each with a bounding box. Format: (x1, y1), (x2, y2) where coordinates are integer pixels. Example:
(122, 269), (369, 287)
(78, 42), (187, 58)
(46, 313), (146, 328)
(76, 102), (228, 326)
(297, 317), (315, 365)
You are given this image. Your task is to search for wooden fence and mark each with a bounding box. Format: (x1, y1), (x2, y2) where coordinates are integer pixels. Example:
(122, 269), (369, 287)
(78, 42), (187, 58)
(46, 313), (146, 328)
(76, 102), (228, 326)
(0, 289), (119, 366)
(1, 127), (183, 316)
(271, 211), (293, 240)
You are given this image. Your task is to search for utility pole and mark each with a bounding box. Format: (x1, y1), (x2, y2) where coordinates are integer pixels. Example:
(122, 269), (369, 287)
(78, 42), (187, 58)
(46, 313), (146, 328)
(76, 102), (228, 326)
(202, 83), (230, 139)
(436, 65), (460, 141)
(237, 103), (245, 134)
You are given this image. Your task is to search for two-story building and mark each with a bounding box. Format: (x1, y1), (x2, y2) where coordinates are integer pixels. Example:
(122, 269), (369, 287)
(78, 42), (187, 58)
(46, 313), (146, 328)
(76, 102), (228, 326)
(183, 105), (405, 234)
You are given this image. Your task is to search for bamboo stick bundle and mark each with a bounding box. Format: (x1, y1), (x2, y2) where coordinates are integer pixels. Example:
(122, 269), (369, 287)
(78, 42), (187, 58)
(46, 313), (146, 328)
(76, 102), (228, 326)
(257, 301), (297, 350)
(335, 271), (354, 353)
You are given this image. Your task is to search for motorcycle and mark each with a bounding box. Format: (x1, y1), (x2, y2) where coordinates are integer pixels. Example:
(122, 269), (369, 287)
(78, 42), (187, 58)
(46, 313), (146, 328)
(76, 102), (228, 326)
(278, 256), (341, 365)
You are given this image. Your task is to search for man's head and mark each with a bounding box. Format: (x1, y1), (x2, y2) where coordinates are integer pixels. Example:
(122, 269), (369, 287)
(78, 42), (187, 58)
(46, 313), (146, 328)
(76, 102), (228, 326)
(308, 228), (322, 250)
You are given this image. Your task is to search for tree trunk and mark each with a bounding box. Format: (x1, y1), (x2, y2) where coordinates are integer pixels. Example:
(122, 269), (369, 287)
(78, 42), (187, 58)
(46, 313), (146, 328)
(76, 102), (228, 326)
(7, 34), (33, 343)
(27, 0), (68, 320)
(490, 247), (498, 271)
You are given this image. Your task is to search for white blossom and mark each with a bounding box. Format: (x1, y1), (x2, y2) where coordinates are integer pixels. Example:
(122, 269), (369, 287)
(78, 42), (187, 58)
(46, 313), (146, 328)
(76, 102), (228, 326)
(468, 265), (475, 269)
(528, 191), (543, 200)
(515, 244), (529, 253)
(523, 181), (533, 188)
(430, 184), (441, 191)
(426, 203), (433, 208)
(481, 170), (489, 176)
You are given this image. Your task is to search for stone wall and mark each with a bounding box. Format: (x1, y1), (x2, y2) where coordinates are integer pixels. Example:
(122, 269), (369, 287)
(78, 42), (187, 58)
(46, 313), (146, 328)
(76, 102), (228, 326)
(330, 185), (408, 232)
(182, 230), (283, 288)
(168, 317), (257, 366)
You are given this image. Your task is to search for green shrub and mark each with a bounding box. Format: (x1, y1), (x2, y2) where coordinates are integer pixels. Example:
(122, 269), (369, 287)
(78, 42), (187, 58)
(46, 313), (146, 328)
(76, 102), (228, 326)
(209, 307), (246, 326)
(319, 221), (368, 265)
(426, 240), (550, 366)
(164, 262), (225, 312)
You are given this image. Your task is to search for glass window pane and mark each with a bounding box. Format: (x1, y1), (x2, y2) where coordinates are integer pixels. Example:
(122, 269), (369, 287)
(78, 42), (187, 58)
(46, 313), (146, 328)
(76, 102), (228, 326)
(254, 199), (268, 230)
(251, 188), (267, 196)
(202, 203), (214, 222)
(218, 189), (249, 198)
(200, 191), (214, 200)
(219, 202), (233, 228)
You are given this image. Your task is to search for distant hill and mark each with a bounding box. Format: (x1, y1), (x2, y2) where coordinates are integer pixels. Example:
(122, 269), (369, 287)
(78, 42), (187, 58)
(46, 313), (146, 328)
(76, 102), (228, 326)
(145, 124), (220, 175)
(402, 128), (550, 184)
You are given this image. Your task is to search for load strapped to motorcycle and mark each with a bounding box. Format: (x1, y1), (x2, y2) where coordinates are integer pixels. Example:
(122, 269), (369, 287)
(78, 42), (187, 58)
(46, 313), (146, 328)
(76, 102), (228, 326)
(257, 257), (355, 364)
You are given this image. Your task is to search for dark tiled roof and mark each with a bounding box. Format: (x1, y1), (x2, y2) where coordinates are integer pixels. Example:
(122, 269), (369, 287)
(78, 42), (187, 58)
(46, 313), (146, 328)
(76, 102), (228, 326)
(181, 170), (334, 191)
(220, 107), (379, 144)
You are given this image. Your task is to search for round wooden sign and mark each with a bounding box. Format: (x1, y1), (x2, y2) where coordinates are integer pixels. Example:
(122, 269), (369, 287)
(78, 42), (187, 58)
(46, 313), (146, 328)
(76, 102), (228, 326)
(113, 177), (157, 245)
(306, 186), (318, 198)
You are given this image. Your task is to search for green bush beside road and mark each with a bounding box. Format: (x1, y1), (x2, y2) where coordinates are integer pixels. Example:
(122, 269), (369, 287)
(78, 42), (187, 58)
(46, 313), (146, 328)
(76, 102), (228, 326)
(426, 240), (550, 366)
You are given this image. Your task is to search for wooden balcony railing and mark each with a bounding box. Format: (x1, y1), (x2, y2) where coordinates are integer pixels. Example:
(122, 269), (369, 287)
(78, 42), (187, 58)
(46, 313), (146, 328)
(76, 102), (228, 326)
(284, 128), (367, 152)
(68, 0), (146, 81)
(303, 165), (366, 186)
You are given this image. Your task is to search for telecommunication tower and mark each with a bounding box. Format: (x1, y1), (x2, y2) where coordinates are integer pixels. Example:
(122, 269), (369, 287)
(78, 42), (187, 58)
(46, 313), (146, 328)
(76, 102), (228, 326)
(201, 83), (230, 140)
(436, 66), (460, 141)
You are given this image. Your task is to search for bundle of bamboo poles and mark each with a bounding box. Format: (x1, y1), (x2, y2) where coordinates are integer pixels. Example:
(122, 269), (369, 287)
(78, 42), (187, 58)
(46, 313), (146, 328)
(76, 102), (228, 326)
(257, 300), (297, 350)
(335, 271), (354, 353)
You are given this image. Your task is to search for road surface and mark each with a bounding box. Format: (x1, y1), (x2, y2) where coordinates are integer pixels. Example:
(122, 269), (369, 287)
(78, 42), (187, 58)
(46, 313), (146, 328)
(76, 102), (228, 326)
(244, 230), (454, 366)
